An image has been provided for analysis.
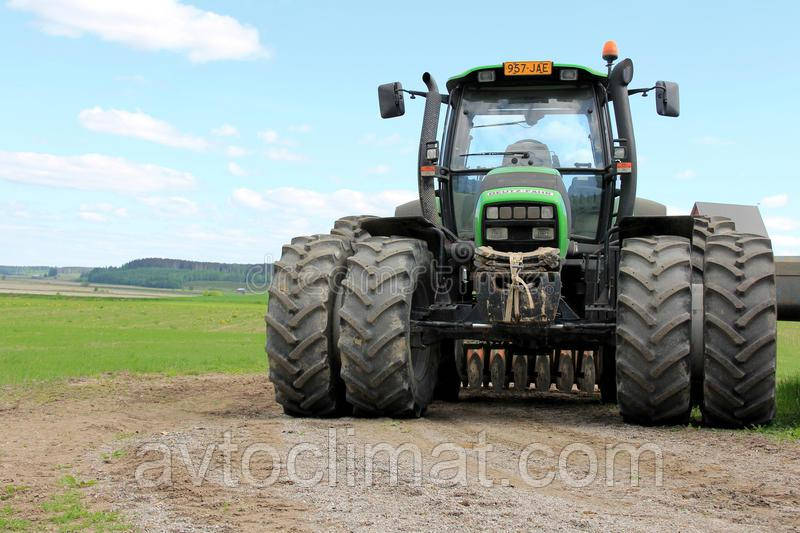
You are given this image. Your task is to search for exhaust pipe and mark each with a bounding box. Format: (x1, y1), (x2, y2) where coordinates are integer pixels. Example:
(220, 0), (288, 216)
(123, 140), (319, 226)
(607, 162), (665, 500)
(608, 59), (636, 220)
(418, 72), (441, 224)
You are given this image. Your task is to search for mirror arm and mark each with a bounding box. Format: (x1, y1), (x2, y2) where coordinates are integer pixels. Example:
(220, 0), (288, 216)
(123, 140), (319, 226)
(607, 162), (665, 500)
(402, 89), (449, 104)
(627, 85), (658, 97)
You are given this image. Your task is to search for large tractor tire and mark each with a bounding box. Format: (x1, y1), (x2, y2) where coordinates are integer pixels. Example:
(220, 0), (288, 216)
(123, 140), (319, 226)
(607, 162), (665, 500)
(702, 233), (777, 427)
(338, 236), (439, 417)
(616, 236), (693, 425)
(266, 234), (352, 417)
(691, 216), (735, 282)
(331, 215), (376, 241)
(690, 216), (735, 406)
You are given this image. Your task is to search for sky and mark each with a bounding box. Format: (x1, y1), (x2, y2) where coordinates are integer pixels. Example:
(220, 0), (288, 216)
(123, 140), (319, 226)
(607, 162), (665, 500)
(1, 0), (799, 266)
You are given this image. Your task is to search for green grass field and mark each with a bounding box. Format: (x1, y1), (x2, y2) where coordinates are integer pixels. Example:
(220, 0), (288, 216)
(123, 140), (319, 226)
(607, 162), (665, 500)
(1, 293), (798, 437)
(0, 293), (267, 383)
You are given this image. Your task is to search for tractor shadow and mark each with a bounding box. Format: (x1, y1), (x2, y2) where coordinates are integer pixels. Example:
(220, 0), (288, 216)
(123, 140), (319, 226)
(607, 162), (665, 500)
(427, 387), (621, 427)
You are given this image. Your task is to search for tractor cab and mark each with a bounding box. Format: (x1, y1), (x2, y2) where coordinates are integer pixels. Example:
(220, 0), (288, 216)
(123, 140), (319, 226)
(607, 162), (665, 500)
(443, 64), (611, 253)
(382, 44), (680, 261)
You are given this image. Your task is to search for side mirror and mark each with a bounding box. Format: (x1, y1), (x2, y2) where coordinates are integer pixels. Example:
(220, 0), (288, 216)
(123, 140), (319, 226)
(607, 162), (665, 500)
(655, 81), (680, 117)
(378, 82), (405, 118)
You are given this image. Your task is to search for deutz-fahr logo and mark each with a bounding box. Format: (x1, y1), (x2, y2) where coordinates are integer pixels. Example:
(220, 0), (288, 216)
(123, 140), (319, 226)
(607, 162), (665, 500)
(487, 188), (555, 197)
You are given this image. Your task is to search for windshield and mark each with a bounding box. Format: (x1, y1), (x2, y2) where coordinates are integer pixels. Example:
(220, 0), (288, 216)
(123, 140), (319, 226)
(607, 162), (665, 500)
(450, 85), (606, 171)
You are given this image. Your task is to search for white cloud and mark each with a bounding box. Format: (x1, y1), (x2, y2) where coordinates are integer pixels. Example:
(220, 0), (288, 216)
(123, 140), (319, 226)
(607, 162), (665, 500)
(765, 216), (799, 232)
(288, 124), (312, 133)
(0, 150), (195, 193)
(79, 107), (208, 150)
(225, 145), (247, 158)
(693, 136), (734, 146)
(266, 147), (304, 162)
(367, 164), (391, 175)
(140, 196), (199, 216)
(232, 188), (264, 209)
(771, 234), (800, 255)
(258, 129), (279, 144)
(78, 203), (127, 222)
(227, 162), (247, 177)
(78, 211), (108, 223)
(8, 0), (269, 63)
(212, 124), (239, 137)
(761, 193), (789, 208)
(231, 187), (416, 219)
(673, 169), (696, 180)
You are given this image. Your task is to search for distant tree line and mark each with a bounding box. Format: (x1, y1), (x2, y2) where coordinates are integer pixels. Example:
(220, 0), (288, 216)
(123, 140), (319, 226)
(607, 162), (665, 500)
(81, 258), (271, 289)
(0, 265), (93, 277)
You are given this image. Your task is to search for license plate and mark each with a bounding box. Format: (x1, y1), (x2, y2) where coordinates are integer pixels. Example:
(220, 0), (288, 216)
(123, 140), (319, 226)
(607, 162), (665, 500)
(503, 61), (553, 76)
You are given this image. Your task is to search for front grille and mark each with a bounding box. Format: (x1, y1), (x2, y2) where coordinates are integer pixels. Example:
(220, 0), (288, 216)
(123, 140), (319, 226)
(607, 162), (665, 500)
(482, 202), (558, 252)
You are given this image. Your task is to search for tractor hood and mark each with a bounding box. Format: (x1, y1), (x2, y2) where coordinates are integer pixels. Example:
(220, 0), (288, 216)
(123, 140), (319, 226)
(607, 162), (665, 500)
(473, 166), (570, 257)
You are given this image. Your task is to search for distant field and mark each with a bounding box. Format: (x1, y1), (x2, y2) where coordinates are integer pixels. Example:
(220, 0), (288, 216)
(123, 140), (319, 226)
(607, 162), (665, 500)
(0, 291), (797, 384)
(0, 277), (200, 299)
(0, 293), (267, 383)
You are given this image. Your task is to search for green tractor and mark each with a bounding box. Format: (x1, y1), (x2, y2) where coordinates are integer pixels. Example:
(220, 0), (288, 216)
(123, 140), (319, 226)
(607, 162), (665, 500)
(266, 42), (778, 427)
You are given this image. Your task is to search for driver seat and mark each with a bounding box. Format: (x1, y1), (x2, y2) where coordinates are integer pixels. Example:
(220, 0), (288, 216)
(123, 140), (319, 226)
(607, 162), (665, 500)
(502, 139), (556, 168)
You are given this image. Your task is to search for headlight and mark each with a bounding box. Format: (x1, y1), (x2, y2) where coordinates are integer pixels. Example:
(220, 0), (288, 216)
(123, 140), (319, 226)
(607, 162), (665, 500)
(527, 206), (540, 219)
(486, 206), (499, 219)
(486, 227), (509, 240)
(513, 206), (526, 219)
(499, 207), (513, 219)
(532, 227), (555, 240)
(540, 206), (554, 219)
(559, 68), (578, 81)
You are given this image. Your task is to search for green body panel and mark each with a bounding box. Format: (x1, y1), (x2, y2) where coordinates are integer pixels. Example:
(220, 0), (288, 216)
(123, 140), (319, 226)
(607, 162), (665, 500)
(447, 62), (607, 90)
(473, 184), (569, 258)
(485, 165), (560, 177)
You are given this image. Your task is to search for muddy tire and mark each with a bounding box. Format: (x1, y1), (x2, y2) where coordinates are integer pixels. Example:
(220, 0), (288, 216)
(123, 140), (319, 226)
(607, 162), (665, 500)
(702, 233), (777, 427)
(266, 234), (351, 417)
(692, 216), (735, 282)
(434, 339), (461, 402)
(331, 215), (376, 242)
(690, 216), (735, 405)
(338, 236), (439, 417)
(616, 236), (692, 425)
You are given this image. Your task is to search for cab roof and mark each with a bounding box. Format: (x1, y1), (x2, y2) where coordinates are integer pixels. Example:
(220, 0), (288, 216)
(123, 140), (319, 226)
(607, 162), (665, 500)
(446, 63), (607, 92)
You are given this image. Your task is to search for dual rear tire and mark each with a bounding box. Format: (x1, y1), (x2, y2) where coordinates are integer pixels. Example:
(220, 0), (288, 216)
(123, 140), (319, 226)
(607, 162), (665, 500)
(615, 232), (777, 427)
(337, 236), (439, 417)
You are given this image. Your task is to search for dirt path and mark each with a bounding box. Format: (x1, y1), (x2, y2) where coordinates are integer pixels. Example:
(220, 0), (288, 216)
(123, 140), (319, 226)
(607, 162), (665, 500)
(2, 374), (799, 531)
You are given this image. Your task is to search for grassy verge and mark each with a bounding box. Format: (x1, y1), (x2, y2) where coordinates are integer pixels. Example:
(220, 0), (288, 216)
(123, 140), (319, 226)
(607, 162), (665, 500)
(0, 293), (267, 384)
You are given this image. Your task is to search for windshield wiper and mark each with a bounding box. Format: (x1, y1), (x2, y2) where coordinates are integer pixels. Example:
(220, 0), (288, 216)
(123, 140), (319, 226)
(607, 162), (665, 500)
(472, 120), (528, 129)
(458, 151), (530, 159)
